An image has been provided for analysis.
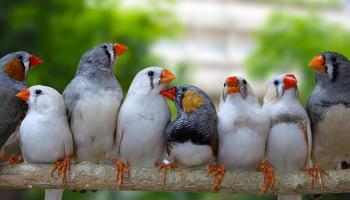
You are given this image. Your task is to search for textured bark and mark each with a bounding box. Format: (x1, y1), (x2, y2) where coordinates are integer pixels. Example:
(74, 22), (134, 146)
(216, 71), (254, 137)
(0, 162), (349, 194)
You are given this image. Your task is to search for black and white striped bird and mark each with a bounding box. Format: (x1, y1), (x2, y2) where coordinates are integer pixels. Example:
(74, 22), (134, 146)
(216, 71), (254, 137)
(159, 84), (225, 190)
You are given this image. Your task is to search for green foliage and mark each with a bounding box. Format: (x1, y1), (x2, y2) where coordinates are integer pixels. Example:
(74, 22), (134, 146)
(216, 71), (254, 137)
(245, 12), (350, 103)
(0, 0), (181, 94)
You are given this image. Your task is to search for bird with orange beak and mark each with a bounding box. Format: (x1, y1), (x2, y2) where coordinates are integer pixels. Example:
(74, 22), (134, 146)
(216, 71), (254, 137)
(217, 76), (270, 192)
(63, 42), (127, 165)
(0, 51), (42, 164)
(307, 52), (350, 195)
(263, 74), (312, 200)
(114, 67), (176, 188)
(158, 84), (225, 191)
(16, 85), (73, 200)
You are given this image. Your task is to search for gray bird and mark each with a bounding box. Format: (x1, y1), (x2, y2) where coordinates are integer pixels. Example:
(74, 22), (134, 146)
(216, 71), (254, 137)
(17, 85), (73, 200)
(63, 42), (127, 163)
(0, 51), (42, 163)
(307, 52), (350, 190)
(159, 84), (225, 190)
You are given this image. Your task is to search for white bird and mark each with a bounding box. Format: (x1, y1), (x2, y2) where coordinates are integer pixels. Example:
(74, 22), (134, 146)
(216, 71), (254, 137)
(114, 67), (176, 187)
(263, 74), (312, 200)
(217, 76), (269, 170)
(16, 85), (73, 200)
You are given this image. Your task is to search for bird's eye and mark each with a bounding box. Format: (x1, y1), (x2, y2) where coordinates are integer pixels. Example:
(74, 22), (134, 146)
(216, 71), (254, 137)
(16, 54), (23, 61)
(148, 71), (154, 77)
(273, 80), (279, 86)
(35, 89), (42, 95)
(331, 57), (337, 62)
(242, 79), (247, 85)
(223, 83), (226, 87)
(102, 45), (108, 49)
(182, 88), (187, 92)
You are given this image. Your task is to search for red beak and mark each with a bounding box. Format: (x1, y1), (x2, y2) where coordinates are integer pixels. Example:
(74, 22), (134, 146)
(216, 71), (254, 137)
(226, 76), (240, 94)
(160, 69), (176, 84)
(113, 43), (128, 56)
(284, 74), (298, 90)
(16, 88), (30, 101)
(160, 87), (176, 101)
(29, 55), (43, 68)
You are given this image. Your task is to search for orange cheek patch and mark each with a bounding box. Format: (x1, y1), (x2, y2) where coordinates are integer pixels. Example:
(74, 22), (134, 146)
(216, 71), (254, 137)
(182, 91), (205, 113)
(3, 60), (25, 81)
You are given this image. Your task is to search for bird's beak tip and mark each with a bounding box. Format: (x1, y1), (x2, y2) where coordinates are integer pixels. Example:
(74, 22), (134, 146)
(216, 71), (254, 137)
(160, 69), (176, 84)
(283, 74), (298, 90)
(226, 76), (240, 94)
(29, 55), (43, 68)
(309, 54), (325, 72)
(160, 86), (176, 101)
(114, 43), (128, 56)
(16, 88), (30, 101)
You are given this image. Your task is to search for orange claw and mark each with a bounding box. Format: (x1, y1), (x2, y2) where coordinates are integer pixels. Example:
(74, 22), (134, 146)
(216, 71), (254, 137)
(51, 156), (72, 184)
(6, 154), (23, 165)
(108, 157), (130, 189)
(207, 162), (227, 191)
(306, 164), (328, 191)
(155, 161), (182, 186)
(256, 160), (275, 194)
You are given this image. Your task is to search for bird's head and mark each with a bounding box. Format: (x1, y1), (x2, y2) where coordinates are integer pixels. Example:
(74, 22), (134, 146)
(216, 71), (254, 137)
(1, 51), (42, 82)
(16, 85), (65, 114)
(77, 42), (127, 74)
(129, 67), (176, 95)
(221, 75), (256, 102)
(161, 84), (214, 114)
(308, 52), (350, 84)
(264, 74), (298, 103)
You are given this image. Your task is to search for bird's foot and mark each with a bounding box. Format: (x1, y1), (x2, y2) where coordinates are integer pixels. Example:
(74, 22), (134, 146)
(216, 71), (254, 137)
(51, 156), (72, 184)
(155, 160), (182, 186)
(256, 160), (275, 194)
(306, 165), (328, 191)
(207, 162), (227, 191)
(109, 158), (130, 189)
(4, 154), (23, 165)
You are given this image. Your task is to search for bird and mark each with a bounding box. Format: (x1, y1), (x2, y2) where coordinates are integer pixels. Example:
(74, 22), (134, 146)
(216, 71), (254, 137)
(16, 85), (73, 200)
(0, 51), (42, 164)
(114, 67), (176, 187)
(307, 52), (350, 192)
(217, 76), (270, 191)
(63, 42), (127, 164)
(263, 74), (312, 200)
(159, 84), (225, 191)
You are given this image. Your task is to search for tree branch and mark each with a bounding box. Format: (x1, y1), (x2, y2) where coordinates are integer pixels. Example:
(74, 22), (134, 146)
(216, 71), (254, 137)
(0, 162), (349, 194)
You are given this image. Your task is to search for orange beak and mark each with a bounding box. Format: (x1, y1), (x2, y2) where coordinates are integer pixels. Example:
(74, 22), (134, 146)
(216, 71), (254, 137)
(284, 74), (298, 90)
(16, 88), (30, 101)
(160, 69), (176, 84)
(113, 43), (128, 56)
(226, 76), (240, 94)
(308, 54), (325, 72)
(160, 86), (176, 101)
(29, 55), (43, 68)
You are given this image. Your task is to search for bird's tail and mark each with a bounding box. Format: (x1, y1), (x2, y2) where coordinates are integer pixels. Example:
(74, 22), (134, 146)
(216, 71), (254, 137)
(278, 195), (302, 200)
(45, 189), (63, 200)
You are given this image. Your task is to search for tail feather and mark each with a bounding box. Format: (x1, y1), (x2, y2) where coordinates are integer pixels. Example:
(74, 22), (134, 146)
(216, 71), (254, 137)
(45, 189), (63, 200)
(278, 195), (302, 200)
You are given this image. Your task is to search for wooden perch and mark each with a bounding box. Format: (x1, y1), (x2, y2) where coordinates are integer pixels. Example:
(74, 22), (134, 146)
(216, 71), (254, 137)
(0, 162), (350, 194)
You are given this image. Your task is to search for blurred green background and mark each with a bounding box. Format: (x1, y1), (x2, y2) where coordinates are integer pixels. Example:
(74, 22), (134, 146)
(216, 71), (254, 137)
(1, 0), (350, 199)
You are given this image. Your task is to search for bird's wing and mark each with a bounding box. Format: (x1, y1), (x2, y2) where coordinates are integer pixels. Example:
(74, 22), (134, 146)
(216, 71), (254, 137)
(0, 87), (26, 147)
(299, 117), (312, 168)
(62, 79), (81, 124)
